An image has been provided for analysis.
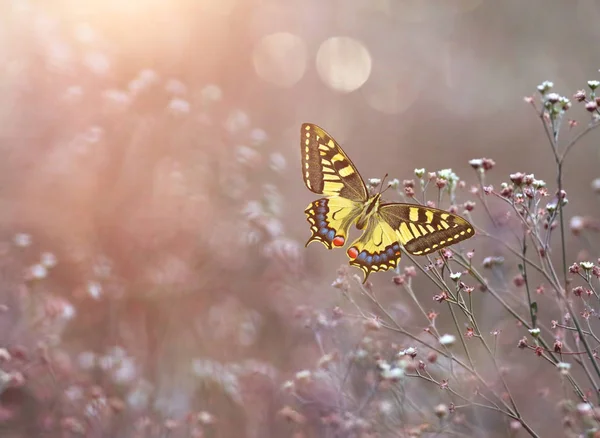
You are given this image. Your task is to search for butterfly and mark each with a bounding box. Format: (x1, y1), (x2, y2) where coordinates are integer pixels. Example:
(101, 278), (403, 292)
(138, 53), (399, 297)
(301, 123), (475, 283)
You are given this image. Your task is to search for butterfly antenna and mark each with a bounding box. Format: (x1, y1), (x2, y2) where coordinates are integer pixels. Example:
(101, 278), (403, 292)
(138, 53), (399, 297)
(379, 173), (389, 195)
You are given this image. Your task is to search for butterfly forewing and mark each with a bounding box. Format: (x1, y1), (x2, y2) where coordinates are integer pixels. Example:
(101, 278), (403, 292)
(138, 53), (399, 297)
(301, 123), (368, 202)
(379, 204), (474, 255)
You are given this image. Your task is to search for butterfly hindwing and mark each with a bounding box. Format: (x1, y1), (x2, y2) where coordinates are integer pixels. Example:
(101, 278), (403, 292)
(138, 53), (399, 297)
(346, 215), (403, 282)
(379, 203), (475, 255)
(301, 123), (368, 202)
(305, 197), (363, 249)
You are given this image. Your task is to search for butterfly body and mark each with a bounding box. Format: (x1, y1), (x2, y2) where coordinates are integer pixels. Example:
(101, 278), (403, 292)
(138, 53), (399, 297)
(301, 123), (474, 283)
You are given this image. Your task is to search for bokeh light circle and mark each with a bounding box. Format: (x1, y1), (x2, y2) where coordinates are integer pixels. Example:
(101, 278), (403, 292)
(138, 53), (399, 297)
(253, 32), (307, 88)
(316, 37), (372, 93)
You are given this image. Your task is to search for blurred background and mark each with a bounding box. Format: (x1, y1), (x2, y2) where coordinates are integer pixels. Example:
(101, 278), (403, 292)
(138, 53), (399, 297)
(1, 0), (600, 437)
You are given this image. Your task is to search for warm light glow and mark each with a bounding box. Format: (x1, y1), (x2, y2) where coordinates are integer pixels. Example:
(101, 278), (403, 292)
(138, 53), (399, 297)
(316, 37), (372, 93)
(253, 33), (308, 88)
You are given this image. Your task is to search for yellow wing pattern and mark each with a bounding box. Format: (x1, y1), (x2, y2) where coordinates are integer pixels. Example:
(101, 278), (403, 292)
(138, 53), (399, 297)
(300, 123), (475, 283)
(301, 123), (368, 201)
(379, 204), (474, 255)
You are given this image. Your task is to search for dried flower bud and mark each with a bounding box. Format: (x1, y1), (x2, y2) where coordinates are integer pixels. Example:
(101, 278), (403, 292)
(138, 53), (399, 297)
(574, 90), (586, 102)
(586, 101), (598, 112)
(464, 201), (475, 211)
(572, 286), (584, 297)
(403, 179), (415, 188)
(569, 263), (580, 274)
(509, 172), (524, 185)
(546, 93), (560, 104)
(482, 158), (495, 170)
(513, 274), (525, 287)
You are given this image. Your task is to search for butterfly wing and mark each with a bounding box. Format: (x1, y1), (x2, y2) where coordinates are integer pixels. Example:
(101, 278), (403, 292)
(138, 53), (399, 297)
(346, 204), (475, 283)
(346, 215), (403, 282)
(379, 203), (475, 255)
(301, 123), (368, 202)
(305, 197), (363, 249)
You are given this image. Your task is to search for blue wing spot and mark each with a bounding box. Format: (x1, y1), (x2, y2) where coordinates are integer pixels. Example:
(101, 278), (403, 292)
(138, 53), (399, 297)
(357, 251), (367, 261)
(386, 248), (394, 259)
(392, 243), (400, 251)
(373, 254), (381, 264)
(317, 220), (327, 229)
(380, 252), (388, 262)
(326, 229), (335, 241)
(365, 255), (373, 265)
(315, 213), (326, 221)
(315, 206), (327, 214)
(318, 227), (328, 236)
(317, 199), (327, 206)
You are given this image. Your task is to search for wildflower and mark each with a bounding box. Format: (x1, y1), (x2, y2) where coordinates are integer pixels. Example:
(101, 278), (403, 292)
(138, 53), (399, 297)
(585, 101), (598, 112)
(482, 158), (495, 170)
(517, 337), (528, 348)
(528, 328), (541, 338)
(28, 264), (48, 280)
(269, 152), (286, 173)
(368, 178), (381, 187)
(439, 334), (456, 346)
(482, 256), (504, 268)
(463, 201), (475, 211)
(167, 97), (191, 115)
(570, 216), (584, 235)
(468, 159), (483, 169)
(545, 202), (557, 213)
(13, 233), (32, 247)
(165, 79), (187, 95)
(404, 266), (417, 277)
(387, 178), (400, 189)
(572, 286), (584, 297)
(574, 90), (586, 102)
(553, 339), (563, 353)
(434, 404), (449, 419)
(250, 128), (268, 146)
(364, 317), (381, 331)
(201, 84), (222, 102)
(513, 274), (525, 287)
(294, 370), (311, 383)
(483, 185), (493, 194)
(449, 272), (461, 282)
(87, 281), (102, 300)
(588, 80), (600, 90)
(414, 168), (425, 178)
(278, 406), (306, 424)
(556, 362), (571, 375)
(580, 261), (595, 271)
(392, 274), (405, 285)
(509, 172), (524, 185)
(537, 81), (553, 94)
(546, 93), (560, 104)
(224, 109), (250, 133)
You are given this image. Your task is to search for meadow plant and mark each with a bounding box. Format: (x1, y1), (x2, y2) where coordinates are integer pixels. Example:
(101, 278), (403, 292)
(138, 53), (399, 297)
(280, 79), (600, 438)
